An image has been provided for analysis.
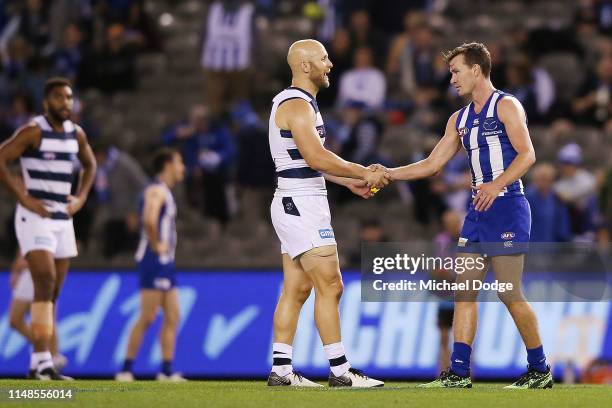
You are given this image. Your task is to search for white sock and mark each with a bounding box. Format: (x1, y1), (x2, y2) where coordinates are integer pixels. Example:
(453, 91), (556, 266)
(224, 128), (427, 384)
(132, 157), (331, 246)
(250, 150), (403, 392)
(31, 351), (53, 372)
(271, 343), (293, 377)
(324, 342), (351, 377)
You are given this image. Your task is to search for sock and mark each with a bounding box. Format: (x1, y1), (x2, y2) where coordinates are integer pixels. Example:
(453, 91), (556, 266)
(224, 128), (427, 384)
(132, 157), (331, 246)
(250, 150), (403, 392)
(161, 360), (173, 376)
(31, 351), (53, 372)
(271, 343), (293, 377)
(324, 342), (351, 377)
(122, 359), (134, 373)
(527, 345), (548, 373)
(450, 342), (471, 377)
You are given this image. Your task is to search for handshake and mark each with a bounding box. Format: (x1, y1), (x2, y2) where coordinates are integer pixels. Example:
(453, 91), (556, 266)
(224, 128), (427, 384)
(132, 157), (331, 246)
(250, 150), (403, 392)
(364, 164), (392, 189)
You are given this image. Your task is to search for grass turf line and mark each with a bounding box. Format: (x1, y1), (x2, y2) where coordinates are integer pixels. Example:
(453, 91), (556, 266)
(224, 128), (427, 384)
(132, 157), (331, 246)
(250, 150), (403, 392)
(0, 380), (610, 408)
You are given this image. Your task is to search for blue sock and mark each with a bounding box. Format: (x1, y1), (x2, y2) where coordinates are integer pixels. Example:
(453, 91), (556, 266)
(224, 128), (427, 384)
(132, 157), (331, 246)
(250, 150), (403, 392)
(527, 346), (547, 373)
(122, 359), (133, 373)
(161, 360), (173, 376)
(450, 342), (471, 377)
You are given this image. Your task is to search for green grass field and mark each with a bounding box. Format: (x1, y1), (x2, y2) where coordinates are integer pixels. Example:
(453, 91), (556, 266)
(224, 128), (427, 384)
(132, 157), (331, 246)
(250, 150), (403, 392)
(1, 380), (610, 408)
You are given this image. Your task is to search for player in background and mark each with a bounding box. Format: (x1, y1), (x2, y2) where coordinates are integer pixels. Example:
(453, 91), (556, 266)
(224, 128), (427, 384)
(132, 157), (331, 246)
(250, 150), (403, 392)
(0, 77), (96, 380)
(389, 43), (553, 389)
(9, 250), (68, 374)
(267, 39), (388, 387)
(116, 148), (186, 382)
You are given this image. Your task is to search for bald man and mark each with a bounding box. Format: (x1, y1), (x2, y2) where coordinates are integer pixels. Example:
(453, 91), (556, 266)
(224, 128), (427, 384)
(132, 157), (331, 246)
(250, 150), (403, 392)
(266, 39), (387, 387)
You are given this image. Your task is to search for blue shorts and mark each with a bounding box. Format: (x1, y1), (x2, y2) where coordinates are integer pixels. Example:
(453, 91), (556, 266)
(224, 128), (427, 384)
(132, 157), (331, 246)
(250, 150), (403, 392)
(457, 195), (531, 256)
(138, 249), (176, 291)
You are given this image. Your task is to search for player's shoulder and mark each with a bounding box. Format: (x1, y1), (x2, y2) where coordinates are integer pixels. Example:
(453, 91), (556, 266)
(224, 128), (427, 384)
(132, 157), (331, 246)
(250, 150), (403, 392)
(496, 94), (526, 121)
(445, 109), (464, 131)
(275, 96), (316, 125)
(144, 183), (168, 200)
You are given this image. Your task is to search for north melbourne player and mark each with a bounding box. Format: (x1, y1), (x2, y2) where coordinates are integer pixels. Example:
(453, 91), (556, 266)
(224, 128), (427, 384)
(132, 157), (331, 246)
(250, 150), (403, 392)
(390, 43), (553, 389)
(116, 148), (186, 382)
(267, 39), (388, 387)
(0, 77), (97, 380)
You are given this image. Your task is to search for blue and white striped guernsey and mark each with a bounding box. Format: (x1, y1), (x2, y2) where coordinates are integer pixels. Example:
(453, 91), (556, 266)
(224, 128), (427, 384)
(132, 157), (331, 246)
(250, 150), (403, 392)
(269, 87), (327, 197)
(20, 116), (78, 220)
(135, 181), (177, 265)
(455, 90), (525, 197)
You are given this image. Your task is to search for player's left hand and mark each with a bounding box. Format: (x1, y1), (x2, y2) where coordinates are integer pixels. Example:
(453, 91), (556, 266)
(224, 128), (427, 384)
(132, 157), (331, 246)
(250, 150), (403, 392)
(347, 179), (375, 199)
(473, 181), (504, 211)
(66, 195), (85, 216)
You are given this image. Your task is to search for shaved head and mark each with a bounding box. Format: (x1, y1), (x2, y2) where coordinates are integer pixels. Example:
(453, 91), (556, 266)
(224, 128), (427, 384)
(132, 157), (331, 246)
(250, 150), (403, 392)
(286, 39), (333, 90)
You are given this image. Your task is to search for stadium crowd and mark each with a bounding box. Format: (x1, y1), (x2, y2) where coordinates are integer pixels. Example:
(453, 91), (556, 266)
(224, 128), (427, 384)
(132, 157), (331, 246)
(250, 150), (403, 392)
(0, 0), (610, 266)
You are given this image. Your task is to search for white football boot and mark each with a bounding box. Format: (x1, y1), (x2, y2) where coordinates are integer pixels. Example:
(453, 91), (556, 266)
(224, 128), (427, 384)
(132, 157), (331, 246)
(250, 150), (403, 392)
(328, 368), (384, 388)
(267, 371), (323, 387)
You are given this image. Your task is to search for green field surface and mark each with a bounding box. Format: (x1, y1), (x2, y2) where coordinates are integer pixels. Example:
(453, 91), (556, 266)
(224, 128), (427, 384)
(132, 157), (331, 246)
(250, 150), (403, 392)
(1, 380), (610, 408)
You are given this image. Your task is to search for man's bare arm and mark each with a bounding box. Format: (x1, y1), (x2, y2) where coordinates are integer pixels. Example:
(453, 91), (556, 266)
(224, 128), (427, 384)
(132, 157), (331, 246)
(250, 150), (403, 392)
(390, 111), (462, 181)
(142, 185), (167, 254)
(67, 126), (97, 216)
(276, 99), (389, 187)
(0, 125), (49, 217)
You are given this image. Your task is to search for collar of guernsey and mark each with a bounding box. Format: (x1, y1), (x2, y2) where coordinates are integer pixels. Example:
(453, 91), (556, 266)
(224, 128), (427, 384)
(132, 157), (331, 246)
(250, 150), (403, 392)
(455, 90), (525, 198)
(20, 115), (78, 220)
(269, 87), (327, 197)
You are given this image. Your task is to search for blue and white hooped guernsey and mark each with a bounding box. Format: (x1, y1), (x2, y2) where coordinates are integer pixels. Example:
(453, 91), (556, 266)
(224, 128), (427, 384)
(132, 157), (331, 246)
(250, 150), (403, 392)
(135, 181), (177, 265)
(455, 90), (525, 197)
(20, 115), (78, 220)
(269, 87), (327, 197)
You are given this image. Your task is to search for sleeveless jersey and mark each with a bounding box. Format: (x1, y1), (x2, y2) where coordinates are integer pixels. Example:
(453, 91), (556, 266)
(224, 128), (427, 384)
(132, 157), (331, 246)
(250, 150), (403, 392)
(455, 90), (525, 197)
(269, 87), (328, 197)
(20, 115), (78, 220)
(135, 181), (177, 264)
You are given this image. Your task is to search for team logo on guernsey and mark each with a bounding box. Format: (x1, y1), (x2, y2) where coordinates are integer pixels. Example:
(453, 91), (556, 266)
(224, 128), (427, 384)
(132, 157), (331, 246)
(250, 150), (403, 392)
(501, 232), (515, 240)
(484, 118), (498, 131)
(458, 127), (469, 137)
(319, 229), (334, 239)
(43, 152), (57, 160)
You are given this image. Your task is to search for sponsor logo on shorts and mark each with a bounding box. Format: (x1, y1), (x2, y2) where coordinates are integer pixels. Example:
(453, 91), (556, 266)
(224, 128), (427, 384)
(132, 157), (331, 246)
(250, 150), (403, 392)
(154, 278), (172, 290)
(458, 127), (469, 136)
(458, 237), (468, 247)
(501, 232), (515, 240)
(504, 241), (514, 248)
(319, 229), (334, 239)
(34, 236), (53, 246)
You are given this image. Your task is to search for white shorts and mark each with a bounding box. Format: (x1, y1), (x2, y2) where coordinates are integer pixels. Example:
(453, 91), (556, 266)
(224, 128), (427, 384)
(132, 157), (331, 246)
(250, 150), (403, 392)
(270, 195), (337, 259)
(13, 269), (34, 302)
(15, 205), (78, 259)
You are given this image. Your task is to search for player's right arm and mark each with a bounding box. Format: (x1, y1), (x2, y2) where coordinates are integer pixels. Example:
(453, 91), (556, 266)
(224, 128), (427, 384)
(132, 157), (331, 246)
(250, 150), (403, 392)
(276, 99), (390, 188)
(142, 185), (168, 255)
(0, 125), (50, 217)
(390, 111), (462, 181)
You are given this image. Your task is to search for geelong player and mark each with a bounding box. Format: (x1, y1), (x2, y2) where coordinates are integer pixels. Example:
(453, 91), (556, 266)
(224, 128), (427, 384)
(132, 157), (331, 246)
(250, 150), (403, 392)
(9, 250), (68, 375)
(390, 43), (552, 388)
(0, 77), (96, 380)
(116, 148), (186, 382)
(267, 39), (388, 387)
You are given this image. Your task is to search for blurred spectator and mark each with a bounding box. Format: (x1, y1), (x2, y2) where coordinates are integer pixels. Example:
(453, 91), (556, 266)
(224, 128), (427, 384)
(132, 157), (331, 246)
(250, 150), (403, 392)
(232, 102), (275, 223)
(15, 0), (52, 56)
(337, 101), (387, 166)
(554, 143), (598, 240)
(5, 93), (34, 132)
(599, 164), (612, 244)
(124, 0), (162, 52)
(82, 23), (136, 94)
(53, 23), (83, 82)
(488, 42), (508, 91)
(318, 28), (351, 108)
(162, 105), (235, 224)
(336, 46), (386, 110)
(94, 144), (148, 258)
(201, 0), (255, 117)
(526, 163), (572, 242)
(572, 53), (612, 125)
(346, 9), (387, 66)
(349, 218), (387, 267)
(504, 59), (538, 121)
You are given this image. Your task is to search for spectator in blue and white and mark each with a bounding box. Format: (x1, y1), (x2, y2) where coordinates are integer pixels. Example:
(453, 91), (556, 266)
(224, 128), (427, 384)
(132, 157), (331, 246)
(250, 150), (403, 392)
(336, 47), (386, 110)
(504, 59), (538, 121)
(526, 163), (572, 242)
(53, 23), (83, 82)
(200, 0), (255, 117)
(554, 143), (598, 240)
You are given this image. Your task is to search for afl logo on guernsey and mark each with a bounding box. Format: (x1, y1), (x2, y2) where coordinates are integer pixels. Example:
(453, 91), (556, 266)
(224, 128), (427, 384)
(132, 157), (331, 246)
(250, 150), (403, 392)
(483, 118), (498, 131)
(458, 127), (469, 137)
(501, 232), (515, 240)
